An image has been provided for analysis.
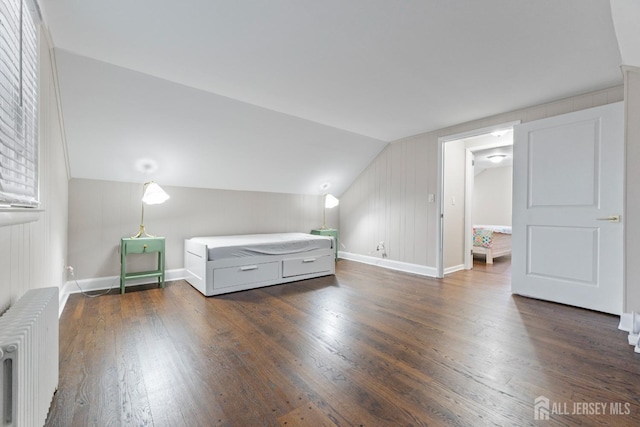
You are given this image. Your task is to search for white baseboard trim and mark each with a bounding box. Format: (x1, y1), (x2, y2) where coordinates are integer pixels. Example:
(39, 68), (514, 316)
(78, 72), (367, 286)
(444, 264), (465, 275)
(59, 268), (186, 317)
(619, 312), (633, 332)
(338, 251), (438, 277)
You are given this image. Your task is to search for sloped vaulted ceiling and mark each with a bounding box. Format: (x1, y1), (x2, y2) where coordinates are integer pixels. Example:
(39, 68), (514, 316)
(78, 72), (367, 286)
(610, 0), (640, 67)
(53, 51), (385, 195)
(42, 0), (623, 196)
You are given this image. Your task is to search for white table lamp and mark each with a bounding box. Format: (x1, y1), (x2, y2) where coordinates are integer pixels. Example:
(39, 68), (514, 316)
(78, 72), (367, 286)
(321, 194), (339, 229)
(132, 181), (170, 238)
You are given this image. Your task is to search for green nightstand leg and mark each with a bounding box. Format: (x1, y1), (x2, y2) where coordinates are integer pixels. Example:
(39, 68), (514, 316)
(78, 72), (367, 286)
(310, 228), (338, 260)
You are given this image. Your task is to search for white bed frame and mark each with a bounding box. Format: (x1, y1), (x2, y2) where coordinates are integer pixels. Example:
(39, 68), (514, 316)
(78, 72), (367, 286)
(472, 232), (512, 264)
(184, 238), (335, 296)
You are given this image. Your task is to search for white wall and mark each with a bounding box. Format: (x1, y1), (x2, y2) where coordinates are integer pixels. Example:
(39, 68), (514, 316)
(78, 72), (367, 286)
(0, 28), (69, 313)
(624, 66), (640, 312)
(340, 86), (623, 270)
(67, 179), (336, 281)
(443, 140), (466, 269)
(338, 139), (433, 264)
(472, 166), (513, 227)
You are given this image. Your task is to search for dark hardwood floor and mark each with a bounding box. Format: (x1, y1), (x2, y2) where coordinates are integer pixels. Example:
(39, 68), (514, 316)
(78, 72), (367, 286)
(46, 258), (640, 426)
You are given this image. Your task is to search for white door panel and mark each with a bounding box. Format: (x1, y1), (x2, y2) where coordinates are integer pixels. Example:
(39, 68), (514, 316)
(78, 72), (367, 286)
(527, 225), (598, 284)
(512, 102), (623, 314)
(528, 120), (599, 207)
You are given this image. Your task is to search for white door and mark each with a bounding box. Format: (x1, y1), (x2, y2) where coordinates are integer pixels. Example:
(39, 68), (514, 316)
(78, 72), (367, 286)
(512, 102), (624, 315)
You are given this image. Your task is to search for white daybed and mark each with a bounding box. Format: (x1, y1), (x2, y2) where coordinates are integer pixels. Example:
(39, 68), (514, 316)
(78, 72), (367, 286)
(472, 225), (512, 264)
(184, 232), (335, 296)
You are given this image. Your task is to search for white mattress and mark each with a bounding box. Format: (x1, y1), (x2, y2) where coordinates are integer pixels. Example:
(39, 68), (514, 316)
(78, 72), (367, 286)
(189, 232), (334, 261)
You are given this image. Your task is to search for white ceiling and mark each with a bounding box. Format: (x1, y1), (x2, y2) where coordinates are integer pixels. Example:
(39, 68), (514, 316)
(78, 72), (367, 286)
(610, 0), (640, 67)
(41, 0), (625, 195)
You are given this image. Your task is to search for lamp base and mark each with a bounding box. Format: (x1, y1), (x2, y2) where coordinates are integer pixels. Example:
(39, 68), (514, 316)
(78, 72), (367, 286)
(131, 225), (155, 239)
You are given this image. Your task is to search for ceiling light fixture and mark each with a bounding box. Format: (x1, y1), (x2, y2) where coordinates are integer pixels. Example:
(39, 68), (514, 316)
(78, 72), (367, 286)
(487, 154), (507, 163)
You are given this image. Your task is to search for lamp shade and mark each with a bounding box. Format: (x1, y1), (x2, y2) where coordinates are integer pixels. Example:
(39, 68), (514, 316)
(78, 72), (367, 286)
(320, 194), (339, 229)
(132, 181), (169, 238)
(142, 182), (170, 205)
(325, 194), (339, 209)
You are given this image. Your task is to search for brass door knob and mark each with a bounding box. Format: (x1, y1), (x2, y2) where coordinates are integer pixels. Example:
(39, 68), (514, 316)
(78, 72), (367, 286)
(596, 215), (620, 223)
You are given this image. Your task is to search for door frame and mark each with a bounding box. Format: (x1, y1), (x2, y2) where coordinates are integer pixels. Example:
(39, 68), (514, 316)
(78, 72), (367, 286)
(436, 121), (520, 278)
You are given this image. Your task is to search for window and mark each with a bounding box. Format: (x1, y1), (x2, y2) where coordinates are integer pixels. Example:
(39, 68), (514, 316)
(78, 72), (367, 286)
(0, 0), (39, 207)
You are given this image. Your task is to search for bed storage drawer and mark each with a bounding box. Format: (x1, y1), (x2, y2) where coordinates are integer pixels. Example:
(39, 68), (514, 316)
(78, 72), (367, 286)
(213, 262), (279, 289)
(282, 255), (334, 277)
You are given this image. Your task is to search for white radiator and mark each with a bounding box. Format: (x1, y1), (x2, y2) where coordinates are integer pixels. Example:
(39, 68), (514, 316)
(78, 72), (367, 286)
(0, 287), (59, 427)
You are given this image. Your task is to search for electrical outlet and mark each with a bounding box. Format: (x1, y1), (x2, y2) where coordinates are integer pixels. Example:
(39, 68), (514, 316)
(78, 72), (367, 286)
(65, 265), (75, 277)
(376, 241), (387, 258)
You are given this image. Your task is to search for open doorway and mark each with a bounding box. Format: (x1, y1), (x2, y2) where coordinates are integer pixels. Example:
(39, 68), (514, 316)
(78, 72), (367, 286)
(436, 122), (518, 277)
(465, 137), (513, 270)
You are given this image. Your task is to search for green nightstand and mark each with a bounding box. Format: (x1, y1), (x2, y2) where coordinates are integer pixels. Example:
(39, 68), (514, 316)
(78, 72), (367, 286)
(310, 228), (338, 260)
(120, 237), (165, 294)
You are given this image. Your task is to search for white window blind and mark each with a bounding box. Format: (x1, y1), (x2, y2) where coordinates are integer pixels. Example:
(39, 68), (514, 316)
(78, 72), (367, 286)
(0, 0), (39, 207)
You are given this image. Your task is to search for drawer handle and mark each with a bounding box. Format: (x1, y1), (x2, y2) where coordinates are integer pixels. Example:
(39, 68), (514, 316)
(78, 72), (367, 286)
(302, 258), (316, 263)
(240, 265), (258, 271)
(143, 244), (148, 249)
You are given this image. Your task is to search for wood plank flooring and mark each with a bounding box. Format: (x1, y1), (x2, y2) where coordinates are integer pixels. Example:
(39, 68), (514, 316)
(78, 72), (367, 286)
(45, 258), (640, 426)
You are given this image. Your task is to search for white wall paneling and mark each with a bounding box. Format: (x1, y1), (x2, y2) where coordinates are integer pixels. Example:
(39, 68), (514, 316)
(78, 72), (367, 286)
(67, 179), (335, 282)
(340, 86), (624, 278)
(0, 27), (69, 313)
(339, 136), (435, 265)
